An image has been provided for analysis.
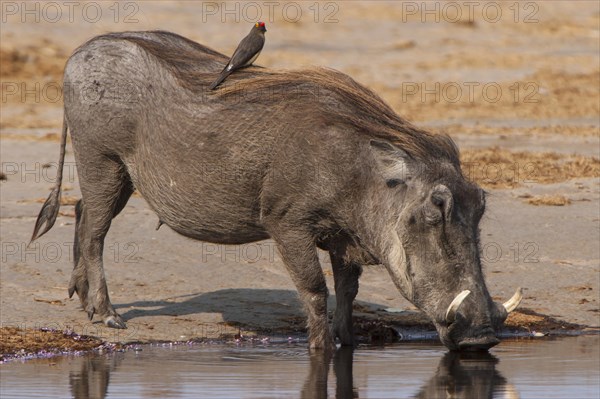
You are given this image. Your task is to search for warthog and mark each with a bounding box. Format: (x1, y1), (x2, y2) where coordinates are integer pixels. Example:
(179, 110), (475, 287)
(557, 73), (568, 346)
(32, 31), (521, 351)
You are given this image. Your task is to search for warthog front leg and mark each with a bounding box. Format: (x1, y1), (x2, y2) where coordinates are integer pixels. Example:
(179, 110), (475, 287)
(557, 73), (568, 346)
(268, 226), (335, 351)
(329, 241), (362, 346)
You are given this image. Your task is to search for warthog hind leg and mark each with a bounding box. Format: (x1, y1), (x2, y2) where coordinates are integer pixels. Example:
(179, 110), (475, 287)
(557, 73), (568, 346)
(69, 151), (133, 329)
(69, 199), (89, 309)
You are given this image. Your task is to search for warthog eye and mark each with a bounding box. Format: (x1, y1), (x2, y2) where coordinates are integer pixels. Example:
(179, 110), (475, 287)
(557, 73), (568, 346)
(386, 179), (404, 188)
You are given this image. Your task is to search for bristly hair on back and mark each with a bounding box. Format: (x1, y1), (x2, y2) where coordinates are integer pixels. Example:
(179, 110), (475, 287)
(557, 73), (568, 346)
(214, 67), (460, 166)
(80, 30), (460, 165)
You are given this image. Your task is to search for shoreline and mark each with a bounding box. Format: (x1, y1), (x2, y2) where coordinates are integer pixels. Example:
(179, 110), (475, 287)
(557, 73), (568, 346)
(2, 310), (597, 363)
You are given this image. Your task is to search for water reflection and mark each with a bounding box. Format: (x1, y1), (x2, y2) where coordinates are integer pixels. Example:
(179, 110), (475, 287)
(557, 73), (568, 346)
(299, 348), (516, 399)
(300, 347), (358, 399)
(413, 351), (518, 399)
(67, 347), (516, 399)
(69, 354), (121, 399)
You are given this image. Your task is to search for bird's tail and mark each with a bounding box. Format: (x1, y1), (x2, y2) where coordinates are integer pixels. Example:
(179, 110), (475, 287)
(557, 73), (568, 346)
(209, 70), (231, 90)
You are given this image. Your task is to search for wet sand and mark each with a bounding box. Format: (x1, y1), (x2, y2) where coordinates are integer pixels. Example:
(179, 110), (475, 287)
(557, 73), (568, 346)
(1, 1), (599, 348)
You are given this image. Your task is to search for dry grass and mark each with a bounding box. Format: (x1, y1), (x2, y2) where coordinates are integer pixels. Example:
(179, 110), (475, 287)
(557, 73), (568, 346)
(525, 194), (572, 206)
(504, 308), (581, 331)
(59, 195), (79, 206)
(0, 327), (102, 356)
(460, 147), (600, 189)
(0, 41), (66, 80)
(380, 68), (600, 124)
(441, 124), (600, 137)
(2, 35), (599, 133)
(27, 195), (79, 206)
(0, 132), (61, 141)
(1, 28), (598, 137)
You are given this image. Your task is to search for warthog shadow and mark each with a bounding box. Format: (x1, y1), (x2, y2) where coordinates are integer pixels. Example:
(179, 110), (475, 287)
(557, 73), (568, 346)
(114, 288), (391, 336)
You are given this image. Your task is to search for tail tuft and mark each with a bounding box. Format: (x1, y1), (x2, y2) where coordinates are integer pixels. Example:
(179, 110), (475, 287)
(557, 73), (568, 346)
(30, 187), (61, 243)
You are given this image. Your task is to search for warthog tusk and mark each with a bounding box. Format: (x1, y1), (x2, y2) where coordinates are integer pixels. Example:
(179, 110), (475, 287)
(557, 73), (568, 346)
(503, 287), (523, 313)
(445, 290), (471, 324)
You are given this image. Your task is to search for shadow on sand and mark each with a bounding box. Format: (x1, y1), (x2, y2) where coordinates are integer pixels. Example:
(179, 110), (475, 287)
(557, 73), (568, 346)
(113, 288), (401, 335)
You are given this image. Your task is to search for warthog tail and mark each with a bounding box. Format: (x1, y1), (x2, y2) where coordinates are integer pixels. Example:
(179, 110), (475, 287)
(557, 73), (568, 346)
(30, 115), (68, 243)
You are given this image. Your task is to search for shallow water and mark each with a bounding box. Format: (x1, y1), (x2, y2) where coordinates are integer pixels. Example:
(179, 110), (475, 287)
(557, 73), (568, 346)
(1, 335), (598, 399)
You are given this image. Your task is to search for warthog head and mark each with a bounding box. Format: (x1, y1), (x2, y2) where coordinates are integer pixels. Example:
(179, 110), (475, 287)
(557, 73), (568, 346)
(367, 140), (522, 350)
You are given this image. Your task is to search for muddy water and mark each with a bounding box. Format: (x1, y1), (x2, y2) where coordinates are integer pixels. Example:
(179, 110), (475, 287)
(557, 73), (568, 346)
(1, 335), (598, 398)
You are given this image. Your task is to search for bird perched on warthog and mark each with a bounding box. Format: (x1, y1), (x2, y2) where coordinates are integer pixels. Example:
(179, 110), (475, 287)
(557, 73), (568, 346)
(210, 22), (267, 90)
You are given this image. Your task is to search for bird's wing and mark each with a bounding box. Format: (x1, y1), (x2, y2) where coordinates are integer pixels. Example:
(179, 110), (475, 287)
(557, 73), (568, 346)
(227, 33), (265, 69)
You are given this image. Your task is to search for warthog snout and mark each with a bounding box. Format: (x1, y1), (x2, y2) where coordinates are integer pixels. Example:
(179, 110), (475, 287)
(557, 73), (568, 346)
(441, 288), (523, 351)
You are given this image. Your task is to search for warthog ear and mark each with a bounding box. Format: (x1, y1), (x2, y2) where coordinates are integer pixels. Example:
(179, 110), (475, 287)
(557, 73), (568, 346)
(369, 140), (411, 185)
(425, 184), (453, 223)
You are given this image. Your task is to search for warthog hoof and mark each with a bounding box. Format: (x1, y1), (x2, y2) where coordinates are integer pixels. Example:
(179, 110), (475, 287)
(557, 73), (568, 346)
(84, 303), (126, 328)
(104, 315), (127, 329)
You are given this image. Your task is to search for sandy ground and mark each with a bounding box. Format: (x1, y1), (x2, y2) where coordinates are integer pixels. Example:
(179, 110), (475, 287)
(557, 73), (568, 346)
(1, 1), (599, 346)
